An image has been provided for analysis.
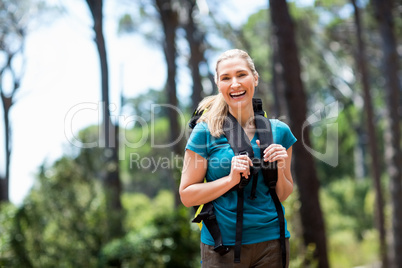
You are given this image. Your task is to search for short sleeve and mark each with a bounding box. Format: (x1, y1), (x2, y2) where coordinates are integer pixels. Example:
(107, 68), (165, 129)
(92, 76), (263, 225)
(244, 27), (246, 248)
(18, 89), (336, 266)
(270, 119), (297, 150)
(185, 122), (209, 159)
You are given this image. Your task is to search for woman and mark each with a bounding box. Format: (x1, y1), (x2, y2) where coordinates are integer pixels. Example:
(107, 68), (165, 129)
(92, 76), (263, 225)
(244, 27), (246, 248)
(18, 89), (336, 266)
(179, 49), (296, 267)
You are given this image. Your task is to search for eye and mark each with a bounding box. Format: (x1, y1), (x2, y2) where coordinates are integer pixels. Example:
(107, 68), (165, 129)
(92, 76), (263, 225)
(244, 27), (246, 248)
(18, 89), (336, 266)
(221, 77), (230, 81)
(238, 73), (246, 77)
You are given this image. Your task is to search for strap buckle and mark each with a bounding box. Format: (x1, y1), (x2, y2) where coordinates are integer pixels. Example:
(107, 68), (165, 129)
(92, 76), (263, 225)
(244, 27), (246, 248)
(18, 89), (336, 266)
(214, 244), (231, 256)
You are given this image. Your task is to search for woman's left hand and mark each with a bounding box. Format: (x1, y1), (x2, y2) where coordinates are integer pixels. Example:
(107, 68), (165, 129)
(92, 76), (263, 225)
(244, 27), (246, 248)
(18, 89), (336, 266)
(262, 143), (288, 170)
(257, 140), (294, 201)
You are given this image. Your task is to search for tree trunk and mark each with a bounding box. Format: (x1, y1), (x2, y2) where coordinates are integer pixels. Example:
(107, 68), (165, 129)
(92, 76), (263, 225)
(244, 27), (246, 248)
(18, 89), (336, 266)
(270, 31), (288, 119)
(371, 0), (402, 267)
(155, 0), (181, 207)
(351, 0), (387, 266)
(0, 1), (26, 203)
(269, 0), (329, 267)
(0, 93), (11, 203)
(85, 0), (123, 240)
(182, 0), (205, 111)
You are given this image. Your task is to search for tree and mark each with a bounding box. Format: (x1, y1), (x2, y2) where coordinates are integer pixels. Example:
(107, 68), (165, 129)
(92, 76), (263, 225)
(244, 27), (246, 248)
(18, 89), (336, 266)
(0, 0), (28, 203)
(350, 0), (387, 266)
(371, 0), (402, 266)
(7, 157), (108, 267)
(84, 0), (123, 240)
(154, 0), (182, 207)
(269, 0), (329, 266)
(180, 0), (206, 111)
(154, 0), (181, 154)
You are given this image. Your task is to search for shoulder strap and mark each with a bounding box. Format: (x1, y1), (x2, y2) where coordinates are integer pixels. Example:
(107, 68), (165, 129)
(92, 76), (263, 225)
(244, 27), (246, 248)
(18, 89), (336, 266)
(223, 112), (255, 190)
(254, 102), (286, 267)
(188, 108), (204, 129)
(223, 109), (255, 262)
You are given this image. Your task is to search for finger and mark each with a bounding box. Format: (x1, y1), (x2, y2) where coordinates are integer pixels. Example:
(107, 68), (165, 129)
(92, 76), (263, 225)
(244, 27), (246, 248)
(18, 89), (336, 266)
(265, 150), (287, 161)
(268, 152), (288, 162)
(265, 144), (284, 152)
(232, 160), (248, 171)
(248, 157), (253, 167)
(233, 158), (249, 166)
(234, 155), (253, 167)
(264, 145), (286, 158)
(264, 144), (277, 154)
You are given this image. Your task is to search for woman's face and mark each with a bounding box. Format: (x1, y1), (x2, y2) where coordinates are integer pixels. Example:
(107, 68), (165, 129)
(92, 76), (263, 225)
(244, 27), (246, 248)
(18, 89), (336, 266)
(216, 57), (258, 113)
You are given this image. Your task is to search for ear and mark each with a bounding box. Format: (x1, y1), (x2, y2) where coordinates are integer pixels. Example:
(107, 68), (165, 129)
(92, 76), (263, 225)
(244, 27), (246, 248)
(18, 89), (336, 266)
(254, 75), (259, 87)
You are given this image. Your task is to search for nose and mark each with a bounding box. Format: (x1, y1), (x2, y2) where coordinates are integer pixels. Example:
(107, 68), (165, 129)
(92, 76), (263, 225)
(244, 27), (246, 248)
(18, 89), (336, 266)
(230, 78), (240, 88)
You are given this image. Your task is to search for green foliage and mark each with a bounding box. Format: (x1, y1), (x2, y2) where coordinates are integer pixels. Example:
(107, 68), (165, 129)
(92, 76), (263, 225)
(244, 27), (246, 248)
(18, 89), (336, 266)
(122, 190), (174, 231)
(121, 116), (177, 197)
(283, 188), (320, 267)
(1, 1), (398, 267)
(0, 156), (109, 267)
(0, 203), (18, 267)
(0, 157), (198, 268)
(313, 104), (359, 185)
(323, 177), (374, 238)
(282, 178), (379, 267)
(101, 193), (200, 268)
(321, 177), (379, 267)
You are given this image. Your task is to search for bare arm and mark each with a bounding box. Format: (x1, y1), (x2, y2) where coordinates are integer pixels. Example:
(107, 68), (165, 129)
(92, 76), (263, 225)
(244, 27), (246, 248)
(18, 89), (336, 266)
(274, 146), (294, 201)
(179, 149), (252, 207)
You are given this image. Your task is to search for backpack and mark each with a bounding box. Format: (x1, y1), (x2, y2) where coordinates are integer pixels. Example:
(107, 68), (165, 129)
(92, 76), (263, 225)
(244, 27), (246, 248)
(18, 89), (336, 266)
(188, 98), (286, 267)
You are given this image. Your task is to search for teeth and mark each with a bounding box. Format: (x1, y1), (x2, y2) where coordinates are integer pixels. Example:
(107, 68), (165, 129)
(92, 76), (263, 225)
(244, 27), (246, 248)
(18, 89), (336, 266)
(230, 91), (245, 96)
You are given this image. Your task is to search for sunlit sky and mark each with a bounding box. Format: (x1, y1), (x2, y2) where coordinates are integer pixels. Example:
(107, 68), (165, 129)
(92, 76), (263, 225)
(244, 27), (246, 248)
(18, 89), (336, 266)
(1, 0), (313, 205)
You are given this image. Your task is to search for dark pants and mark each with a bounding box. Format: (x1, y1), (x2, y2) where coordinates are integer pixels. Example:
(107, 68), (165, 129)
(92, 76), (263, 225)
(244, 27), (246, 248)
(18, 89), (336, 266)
(200, 239), (289, 268)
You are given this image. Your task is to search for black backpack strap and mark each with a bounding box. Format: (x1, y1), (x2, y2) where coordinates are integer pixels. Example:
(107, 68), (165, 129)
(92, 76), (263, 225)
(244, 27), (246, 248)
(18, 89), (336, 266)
(188, 108), (203, 129)
(269, 186), (286, 268)
(234, 188), (244, 263)
(224, 112), (255, 190)
(192, 203), (230, 256)
(224, 113), (254, 157)
(254, 112), (286, 268)
(223, 112), (257, 263)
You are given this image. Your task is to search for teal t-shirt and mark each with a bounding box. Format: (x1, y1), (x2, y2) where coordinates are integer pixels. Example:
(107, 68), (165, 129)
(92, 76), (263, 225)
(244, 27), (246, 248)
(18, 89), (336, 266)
(186, 119), (297, 246)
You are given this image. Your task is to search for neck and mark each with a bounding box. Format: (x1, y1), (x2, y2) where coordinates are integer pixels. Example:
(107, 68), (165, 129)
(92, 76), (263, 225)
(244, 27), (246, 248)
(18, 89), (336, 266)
(229, 105), (254, 128)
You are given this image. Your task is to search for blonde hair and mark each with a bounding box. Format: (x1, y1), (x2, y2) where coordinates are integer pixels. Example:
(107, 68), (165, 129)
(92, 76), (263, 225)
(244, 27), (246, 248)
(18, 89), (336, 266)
(196, 49), (258, 137)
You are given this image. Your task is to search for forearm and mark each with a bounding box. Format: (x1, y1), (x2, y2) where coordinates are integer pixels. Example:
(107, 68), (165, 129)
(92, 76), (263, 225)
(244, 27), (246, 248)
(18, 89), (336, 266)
(180, 175), (236, 207)
(275, 168), (293, 202)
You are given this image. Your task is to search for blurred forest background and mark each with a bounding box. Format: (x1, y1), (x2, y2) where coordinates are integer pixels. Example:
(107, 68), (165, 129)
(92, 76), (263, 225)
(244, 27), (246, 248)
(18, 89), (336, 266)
(1, 0), (402, 267)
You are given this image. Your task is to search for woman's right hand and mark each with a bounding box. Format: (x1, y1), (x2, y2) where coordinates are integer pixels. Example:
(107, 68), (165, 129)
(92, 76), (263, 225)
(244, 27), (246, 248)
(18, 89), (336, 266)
(180, 150), (253, 207)
(229, 154), (253, 185)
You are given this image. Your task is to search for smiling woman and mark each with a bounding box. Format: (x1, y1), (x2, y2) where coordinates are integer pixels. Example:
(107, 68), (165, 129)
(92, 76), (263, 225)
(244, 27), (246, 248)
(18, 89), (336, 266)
(179, 49), (297, 267)
(216, 54), (259, 124)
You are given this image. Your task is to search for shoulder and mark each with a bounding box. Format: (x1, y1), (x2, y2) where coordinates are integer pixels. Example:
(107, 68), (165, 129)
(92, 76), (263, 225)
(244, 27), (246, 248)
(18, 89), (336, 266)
(269, 119), (292, 135)
(269, 119), (297, 149)
(186, 122), (211, 158)
(190, 121), (210, 137)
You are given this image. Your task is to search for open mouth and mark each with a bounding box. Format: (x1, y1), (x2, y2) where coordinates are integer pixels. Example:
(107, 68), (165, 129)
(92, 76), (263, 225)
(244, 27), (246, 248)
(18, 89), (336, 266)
(230, 91), (246, 99)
